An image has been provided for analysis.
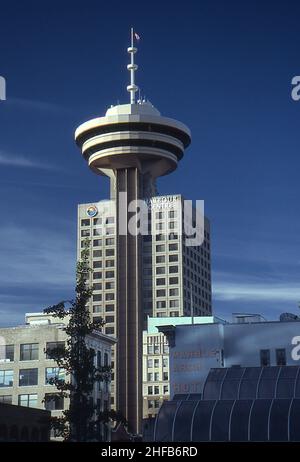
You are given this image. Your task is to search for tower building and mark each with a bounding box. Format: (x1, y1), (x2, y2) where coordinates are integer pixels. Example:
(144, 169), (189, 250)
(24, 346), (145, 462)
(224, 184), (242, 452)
(75, 30), (210, 433)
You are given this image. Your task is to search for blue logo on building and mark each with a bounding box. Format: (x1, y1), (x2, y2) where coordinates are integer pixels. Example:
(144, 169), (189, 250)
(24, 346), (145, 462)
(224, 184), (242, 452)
(86, 205), (98, 218)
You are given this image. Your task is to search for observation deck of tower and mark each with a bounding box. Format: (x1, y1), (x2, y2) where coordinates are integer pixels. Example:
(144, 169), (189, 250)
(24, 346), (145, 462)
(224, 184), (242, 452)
(75, 28), (191, 434)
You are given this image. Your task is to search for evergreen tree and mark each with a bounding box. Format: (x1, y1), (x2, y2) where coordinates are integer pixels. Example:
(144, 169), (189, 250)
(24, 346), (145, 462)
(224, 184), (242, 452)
(43, 239), (126, 441)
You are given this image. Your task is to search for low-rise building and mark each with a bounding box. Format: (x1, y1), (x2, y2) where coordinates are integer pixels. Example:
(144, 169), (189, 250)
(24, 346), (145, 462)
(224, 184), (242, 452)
(142, 315), (225, 418)
(0, 313), (116, 441)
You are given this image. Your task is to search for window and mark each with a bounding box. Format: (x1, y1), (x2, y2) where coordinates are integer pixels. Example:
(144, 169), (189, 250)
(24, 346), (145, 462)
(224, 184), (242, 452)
(19, 369), (38, 387)
(93, 272), (103, 282)
(169, 210), (177, 218)
(105, 271), (114, 278)
(106, 249), (114, 256)
(163, 345), (169, 354)
(93, 239), (102, 247)
(156, 301), (166, 309)
(169, 288), (179, 296)
(156, 234), (165, 241)
(105, 327), (115, 335)
(0, 370), (13, 387)
(93, 283), (102, 290)
(148, 400), (155, 409)
(106, 238), (115, 246)
(93, 294), (102, 302)
(45, 368), (65, 385)
(154, 345), (160, 354)
(97, 351), (102, 367)
(93, 228), (103, 236)
(106, 217), (115, 224)
(81, 219), (90, 226)
(105, 316), (114, 323)
(105, 304), (115, 312)
(147, 346), (154, 354)
(105, 293), (114, 301)
(156, 212), (164, 219)
(45, 394), (64, 411)
(169, 243), (178, 251)
(170, 311), (179, 317)
(0, 395), (12, 404)
(156, 278), (166, 286)
(169, 277), (179, 285)
(154, 359), (159, 368)
(93, 261), (102, 269)
(156, 255), (165, 263)
(163, 357), (168, 367)
(106, 227), (114, 235)
(169, 265), (178, 273)
(163, 385), (169, 394)
(46, 342), (65, 360)
(156, 245), (165, 252)
(18, 394), (37, 408)
(147, 359), (153, 368)
(154, 386), (159, 395)
(105, 281), (115, 290)
(163, 372), (168, 381)
(169, 254), (178, 262)
(260, 349), (270, 367)
(276, 348), (286, 366)
(169, 299), (179, 308)
(20, 344), (39, 361)
(81, 229), (90, 237)
(154, 372), (159, 381)
(93, 250), (102, 258)
(148, 386), (153, 395)
(0, 345), (14, 362)
(156, 289), (166, 297)
(155, 400), (160, 408)
(106, 260), (114, 267)
(93, 305), (102, 313)
(156, 267), (165, 275)
(93, 218), (102, 226)
(147, 373), (153, 381)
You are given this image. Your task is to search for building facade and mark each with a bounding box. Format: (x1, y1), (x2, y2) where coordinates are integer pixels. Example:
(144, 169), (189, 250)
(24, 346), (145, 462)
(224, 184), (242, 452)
(142, 316), (223, 418)
(0, 313), (116, 441)
(158, 317), (300, 398)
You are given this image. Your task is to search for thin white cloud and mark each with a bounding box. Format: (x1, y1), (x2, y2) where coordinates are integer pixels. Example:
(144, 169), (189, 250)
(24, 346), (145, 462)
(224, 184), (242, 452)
(0, 225), (75, 286)
(0, 150), (58, 170)
(214, 282), (300, 302)
(6, 97), (71, 115)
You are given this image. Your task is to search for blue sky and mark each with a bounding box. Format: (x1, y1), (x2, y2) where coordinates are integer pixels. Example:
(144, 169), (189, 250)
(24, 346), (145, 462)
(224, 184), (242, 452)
(0, 0), (300, 325)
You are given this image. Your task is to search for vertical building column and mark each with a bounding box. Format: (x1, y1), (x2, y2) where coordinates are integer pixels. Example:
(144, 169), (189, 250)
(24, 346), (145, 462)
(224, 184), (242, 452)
(115, 168), (143, 434)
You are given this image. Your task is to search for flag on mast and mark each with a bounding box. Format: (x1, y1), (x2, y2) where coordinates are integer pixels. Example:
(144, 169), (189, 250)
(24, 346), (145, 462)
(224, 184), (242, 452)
(134, 32), (141, 41)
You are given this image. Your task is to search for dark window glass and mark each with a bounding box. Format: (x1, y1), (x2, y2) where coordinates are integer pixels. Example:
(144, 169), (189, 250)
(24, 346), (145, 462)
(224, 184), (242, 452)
(20, 344), (39, 361)
(0, 345), (14, 362)
(0, 395), (12, 404)
(19, 368), (38, 386)
(45, 394), (64, 411)
(46, 342), (65, 360)
(276, 349), (286, 366)
(260, 349), (270, 367)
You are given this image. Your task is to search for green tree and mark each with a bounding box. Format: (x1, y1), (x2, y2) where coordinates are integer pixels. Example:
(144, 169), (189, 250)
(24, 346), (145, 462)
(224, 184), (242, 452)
(43, 239), (126, 441)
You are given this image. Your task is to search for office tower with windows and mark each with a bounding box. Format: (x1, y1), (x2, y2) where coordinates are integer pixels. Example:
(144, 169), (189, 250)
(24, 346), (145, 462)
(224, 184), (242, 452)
(75, 30), (211, 433)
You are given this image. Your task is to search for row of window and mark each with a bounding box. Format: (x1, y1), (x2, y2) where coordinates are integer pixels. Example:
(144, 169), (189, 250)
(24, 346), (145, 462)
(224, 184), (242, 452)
(147, 345), (169, 355)
(144, 288), (179, 298)
(92, 270), (115, 280)
(147, 358), (168, 368)
(0, 393), (64, 410)
(0, 367), (65, 388)
(0, 342), (65, 363)
(147, 372), (169, 382)
(81, 217), (115, 227)
(143, 254), (179, 264)
(147, 385), (169, 395)
(260, 348), (287, 366)
(156, 277), (179, 286)
(92, 304), (115, 313)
